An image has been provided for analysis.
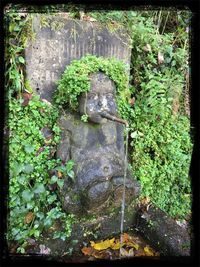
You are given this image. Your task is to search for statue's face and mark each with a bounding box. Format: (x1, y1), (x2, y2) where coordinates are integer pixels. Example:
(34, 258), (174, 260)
(79, 72), (118, 123)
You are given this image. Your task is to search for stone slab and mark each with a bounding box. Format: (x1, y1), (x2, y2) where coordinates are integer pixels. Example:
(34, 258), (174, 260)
(134, 205), (191, 256)
(25, 15), (131, 102)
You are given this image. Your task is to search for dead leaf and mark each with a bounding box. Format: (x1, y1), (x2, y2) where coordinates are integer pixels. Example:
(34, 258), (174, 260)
(22, 92), (32, 106)
(140, 196), (151, 206)
(121, 233), (130, 243)
(126, 241), (139, 250)
(144, 245), (155, 256)
(111, 241), (123, 250)
(25, 212), (34, 224)
(93, 251), (107, 259)
(90, 238), (115, 250)
(158, 51), (164, 64)
(81, 246), (94, 256)
(57, 171), (62, 178)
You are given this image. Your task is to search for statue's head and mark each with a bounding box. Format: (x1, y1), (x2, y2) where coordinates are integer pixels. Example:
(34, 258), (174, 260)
(79, 72), (118, 123)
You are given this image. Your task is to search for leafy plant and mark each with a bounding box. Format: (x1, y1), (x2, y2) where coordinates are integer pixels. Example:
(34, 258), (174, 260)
(85, 9), (192, 218)
(5, 6), (192, 256)
(7, 95), (76, 250)
(53, 54), (130, 119)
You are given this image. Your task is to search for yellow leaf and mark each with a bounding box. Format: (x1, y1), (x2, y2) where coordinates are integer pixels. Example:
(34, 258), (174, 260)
(126, 242), (139, 250)
(90, 238), (115, 251)
(144, 246), (155, 256)
(111, 241), (122, 250)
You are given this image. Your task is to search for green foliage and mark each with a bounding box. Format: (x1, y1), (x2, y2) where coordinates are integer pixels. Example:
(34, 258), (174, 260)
(120, 11), (191, 218)
(5, 7), (192, 253)
(86, 9), (192, 218)
(53, 54), (130, 118)
(7, 96), (76, 247)
(4, 9), (35, 98)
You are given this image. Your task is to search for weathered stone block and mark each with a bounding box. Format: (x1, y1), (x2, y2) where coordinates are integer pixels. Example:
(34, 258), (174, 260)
(25, 15), (131, 101)
(135, 205), (191, 256)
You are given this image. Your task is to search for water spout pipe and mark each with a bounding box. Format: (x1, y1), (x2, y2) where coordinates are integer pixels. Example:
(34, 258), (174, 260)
(101, 112), (129, 127)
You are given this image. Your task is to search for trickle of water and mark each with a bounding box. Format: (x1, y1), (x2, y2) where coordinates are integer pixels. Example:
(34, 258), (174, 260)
(120, 125), (129, 258)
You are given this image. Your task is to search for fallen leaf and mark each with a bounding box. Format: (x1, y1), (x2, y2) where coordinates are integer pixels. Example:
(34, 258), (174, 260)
(111, 241), (122, 250)
(57, 171), (62, 178)
(140, 196), (151, 206)
(90, 238), (115, 251)
(81, 246), (94, 256)
(126, 241), (139, 250)
(22, 92), (32, 106)
(144, 245), (155, 256)
(121, 233), (130, 243)
(93, 251), (107, 259)
(25, 212), (34, 224)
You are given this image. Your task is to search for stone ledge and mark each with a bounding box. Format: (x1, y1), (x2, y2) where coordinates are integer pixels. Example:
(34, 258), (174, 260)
(134, 205), (191, 256)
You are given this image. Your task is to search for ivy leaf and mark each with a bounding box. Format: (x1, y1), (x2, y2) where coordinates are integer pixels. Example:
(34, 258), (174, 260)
(17, 175), (26, 185)
(66, 160), (75, 172)
(67, 170), (75, 179)
(22, 189), (34, 201)
(57, 179), (64, 189)
(24, 144), (35, 153)
(18, 56), (25, 64)
(34, 183), (45, 194)
(50, 175), (58, 184)
(23, 164), (34, 174)
(47, 194), (57, 204)
(11, 163), (24, 177)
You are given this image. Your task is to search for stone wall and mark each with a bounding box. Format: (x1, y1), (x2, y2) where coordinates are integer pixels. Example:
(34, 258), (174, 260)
(25, 14), (131, 101)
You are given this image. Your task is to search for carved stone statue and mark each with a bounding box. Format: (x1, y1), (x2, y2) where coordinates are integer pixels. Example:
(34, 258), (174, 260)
(56, 72), (140, 215)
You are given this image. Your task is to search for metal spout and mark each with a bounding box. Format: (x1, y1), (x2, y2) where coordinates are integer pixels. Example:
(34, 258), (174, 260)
(101, 112), (129, 127)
